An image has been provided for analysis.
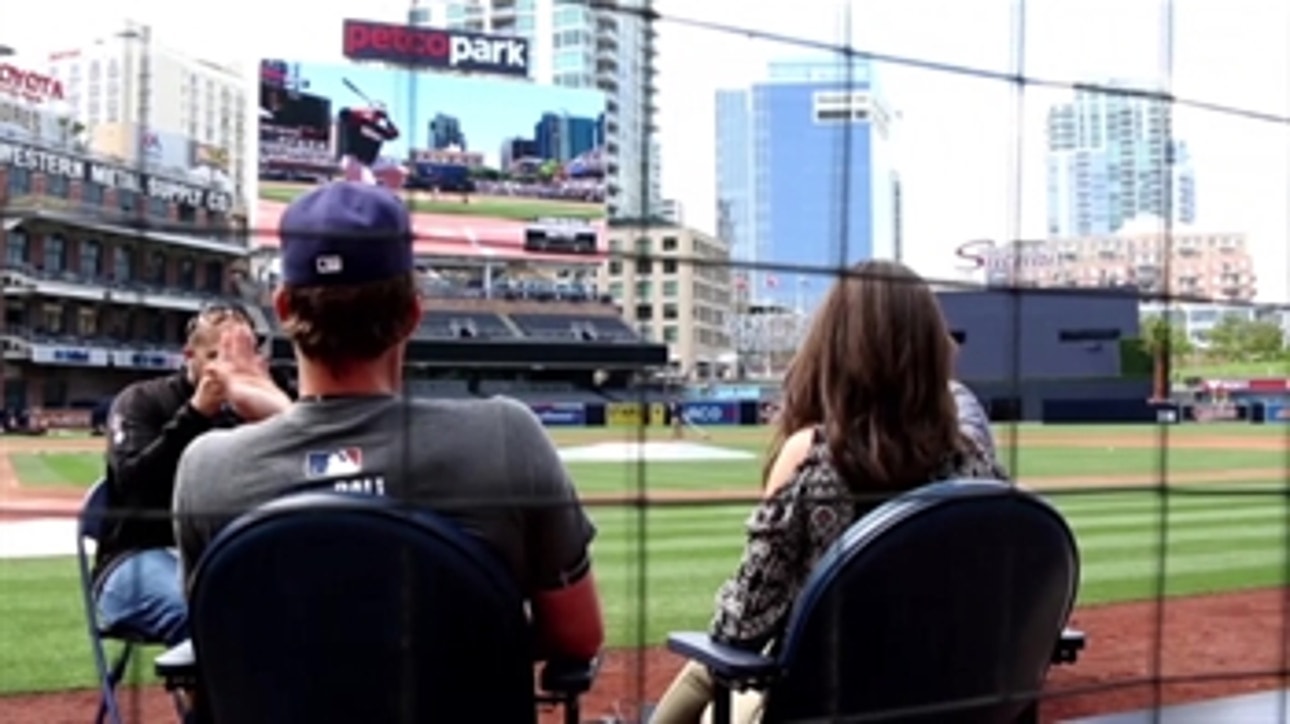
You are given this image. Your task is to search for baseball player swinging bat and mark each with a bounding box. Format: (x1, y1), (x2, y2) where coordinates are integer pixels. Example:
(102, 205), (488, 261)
(337, 78), (404, 189)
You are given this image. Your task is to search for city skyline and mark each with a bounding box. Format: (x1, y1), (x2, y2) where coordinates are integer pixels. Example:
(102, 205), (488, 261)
(291, 60), (605, 169)
(9, 0), (1289, 300)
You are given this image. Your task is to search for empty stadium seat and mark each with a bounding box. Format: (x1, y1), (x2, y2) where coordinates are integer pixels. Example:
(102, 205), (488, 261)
(416, 311), (515, 340)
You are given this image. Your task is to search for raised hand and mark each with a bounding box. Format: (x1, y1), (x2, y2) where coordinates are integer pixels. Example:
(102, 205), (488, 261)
(209, 326), (290, 421)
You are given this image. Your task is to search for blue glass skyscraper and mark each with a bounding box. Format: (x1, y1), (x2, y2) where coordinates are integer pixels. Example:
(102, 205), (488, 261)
(715, 58), (898, 309)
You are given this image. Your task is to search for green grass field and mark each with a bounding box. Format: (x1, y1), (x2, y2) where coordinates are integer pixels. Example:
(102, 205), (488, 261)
(1, 424), (1288, 694)
(259, 183), (604, 222)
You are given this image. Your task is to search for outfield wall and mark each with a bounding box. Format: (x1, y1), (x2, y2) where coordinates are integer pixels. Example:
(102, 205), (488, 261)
(509, 393), (1290, 428)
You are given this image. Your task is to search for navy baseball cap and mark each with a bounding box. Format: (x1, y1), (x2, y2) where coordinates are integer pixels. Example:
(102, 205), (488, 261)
(278, 181), (414, 287)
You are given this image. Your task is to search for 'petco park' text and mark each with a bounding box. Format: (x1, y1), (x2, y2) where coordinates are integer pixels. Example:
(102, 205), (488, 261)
(342, 19), (529, 78)
(0, 140), (232, 213)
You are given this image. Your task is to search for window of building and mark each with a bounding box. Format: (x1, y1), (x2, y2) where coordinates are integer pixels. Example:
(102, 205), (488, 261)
(663, 325), (678, 343)
(662, 259), (678, 274)
(661, 236), (678, 252)
(662, 280), (678, 297)
(634, 237), (652, 256)
(608, 238), (622, 253)
(149, 197), (169, 219)
(662, 303), (678, 320)
(46, 174), (70, 198)
(112, 246), (133, 282)
(203, 260), (225, 294)
(608, 281), (623, 298)
(8, 167), (31, 194)
(637, 259), (652, 274)
(178, 258), (197, 289)
(635, 304), (653, 321)
(634, 281), (652, 298)
(83, 182), (105, 206)
(145, 251), (167, 285)
(41, 303), (64, 334)
(5, 230), (28, 267)
(79, 239), (102, 277)
(608, 260), (622, 276)
(1057, 328), (1120, 343)
(119, 190), (137, 214)
(44, 235), (67, 272)
(78, 307), (98, 337)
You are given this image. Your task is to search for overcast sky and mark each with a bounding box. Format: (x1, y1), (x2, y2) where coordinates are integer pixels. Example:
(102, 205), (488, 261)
(5, 0), (1287, 300)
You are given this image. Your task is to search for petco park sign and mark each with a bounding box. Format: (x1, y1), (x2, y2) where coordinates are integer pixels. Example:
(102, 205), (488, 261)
(343, 19), (530, 77)
(0, 64), (64, 105)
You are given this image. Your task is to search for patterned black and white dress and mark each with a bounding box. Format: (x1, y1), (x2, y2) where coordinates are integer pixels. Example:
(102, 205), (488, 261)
(709, 397), (1007, 649)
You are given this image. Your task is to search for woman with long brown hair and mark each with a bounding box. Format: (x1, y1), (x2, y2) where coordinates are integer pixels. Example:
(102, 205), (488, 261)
(651, 260), (1006, 724)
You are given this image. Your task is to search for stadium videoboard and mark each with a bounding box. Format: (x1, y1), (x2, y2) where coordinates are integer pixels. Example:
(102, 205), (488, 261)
(254, 57), (606, 257)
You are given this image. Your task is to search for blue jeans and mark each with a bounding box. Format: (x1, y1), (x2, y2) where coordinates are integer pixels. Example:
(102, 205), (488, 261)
(96, 548), (189, 646)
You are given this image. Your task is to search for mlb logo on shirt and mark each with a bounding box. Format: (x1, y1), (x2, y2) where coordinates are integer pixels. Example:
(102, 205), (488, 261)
(304, 447), (363, 478)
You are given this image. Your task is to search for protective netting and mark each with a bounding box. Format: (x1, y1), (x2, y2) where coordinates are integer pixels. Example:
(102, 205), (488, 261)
(2, 0), (1289, 721)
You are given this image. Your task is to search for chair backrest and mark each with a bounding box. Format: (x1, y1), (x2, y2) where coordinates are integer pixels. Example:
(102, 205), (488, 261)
(187, 492), (537, 724)
(763, 479), (1080, 724)
(79, 479), (111, 543)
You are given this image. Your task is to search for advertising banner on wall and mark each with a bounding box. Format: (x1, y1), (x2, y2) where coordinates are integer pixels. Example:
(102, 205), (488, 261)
(529, 402), (586, 427)
(679, 401), (740, 426)
(254, 55), (605, 255)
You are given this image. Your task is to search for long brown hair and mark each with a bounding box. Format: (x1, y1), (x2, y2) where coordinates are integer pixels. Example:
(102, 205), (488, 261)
(765, 260), (968, 494)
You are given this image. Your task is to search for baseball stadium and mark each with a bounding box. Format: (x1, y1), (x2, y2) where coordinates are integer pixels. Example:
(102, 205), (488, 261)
(3, 15), (1290, 724)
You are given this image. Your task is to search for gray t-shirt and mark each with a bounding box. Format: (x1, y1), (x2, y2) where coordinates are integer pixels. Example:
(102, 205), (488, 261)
(172, 395), (595, 595)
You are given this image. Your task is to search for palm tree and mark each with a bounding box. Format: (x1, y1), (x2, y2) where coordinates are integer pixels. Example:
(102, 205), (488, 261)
(1140, 315), (1194, 399)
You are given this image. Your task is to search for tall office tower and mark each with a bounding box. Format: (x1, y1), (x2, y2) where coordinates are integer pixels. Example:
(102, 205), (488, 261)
(412, 0), (661, 219)
(45, 29), (250, 206)
(1045, 79), (1197, 238)
(715, 58), (897, 309)
(428, 113), (466, 150)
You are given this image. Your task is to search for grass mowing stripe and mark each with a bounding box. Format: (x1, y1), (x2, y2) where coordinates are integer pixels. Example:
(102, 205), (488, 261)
(1077, 519), (1287, 553)
(1084, 543), (1288, 581)
(1067, 504), (1287, 532)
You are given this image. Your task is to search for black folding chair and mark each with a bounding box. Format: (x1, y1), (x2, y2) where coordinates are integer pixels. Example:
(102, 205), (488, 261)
(669, 478), (1085, 724)
(156, 492), (596, 723)
(76, 479), (174, 724)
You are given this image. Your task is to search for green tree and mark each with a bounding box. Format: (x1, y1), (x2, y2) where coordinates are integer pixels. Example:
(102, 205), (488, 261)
(1205, 315), (1247, 361)
(1139, 315), (1194, 399)
(1243, 320), (1286, 361)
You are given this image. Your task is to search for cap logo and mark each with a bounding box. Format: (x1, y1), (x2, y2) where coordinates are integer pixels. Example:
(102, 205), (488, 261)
(315, 255), (344, 275)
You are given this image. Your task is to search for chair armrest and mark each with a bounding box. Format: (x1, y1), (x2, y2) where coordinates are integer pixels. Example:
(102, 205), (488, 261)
(667, 631), (778, 689)
(155, 639), (197, 690)
(1054, 627), (1086, 665)
(539, 657), (599, 696)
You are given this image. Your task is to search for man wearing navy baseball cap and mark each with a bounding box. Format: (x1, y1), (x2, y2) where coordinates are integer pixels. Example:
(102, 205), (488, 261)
(172, 181), (604, 660)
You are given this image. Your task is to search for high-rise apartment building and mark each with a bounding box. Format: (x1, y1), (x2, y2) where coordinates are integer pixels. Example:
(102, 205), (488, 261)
(716, 58), (898, 307)
(45, 30), (250, 209)
(412, 0), (661, 219)
(1045, 80), (1196, 238)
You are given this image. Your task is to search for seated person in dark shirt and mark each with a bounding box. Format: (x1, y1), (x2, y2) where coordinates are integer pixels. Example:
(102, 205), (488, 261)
(172, 181), (604, 662)
(95, 305), (279, 645)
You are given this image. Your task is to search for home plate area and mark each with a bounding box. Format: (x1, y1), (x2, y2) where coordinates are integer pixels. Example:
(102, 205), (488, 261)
(558, 441), (754, 463)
